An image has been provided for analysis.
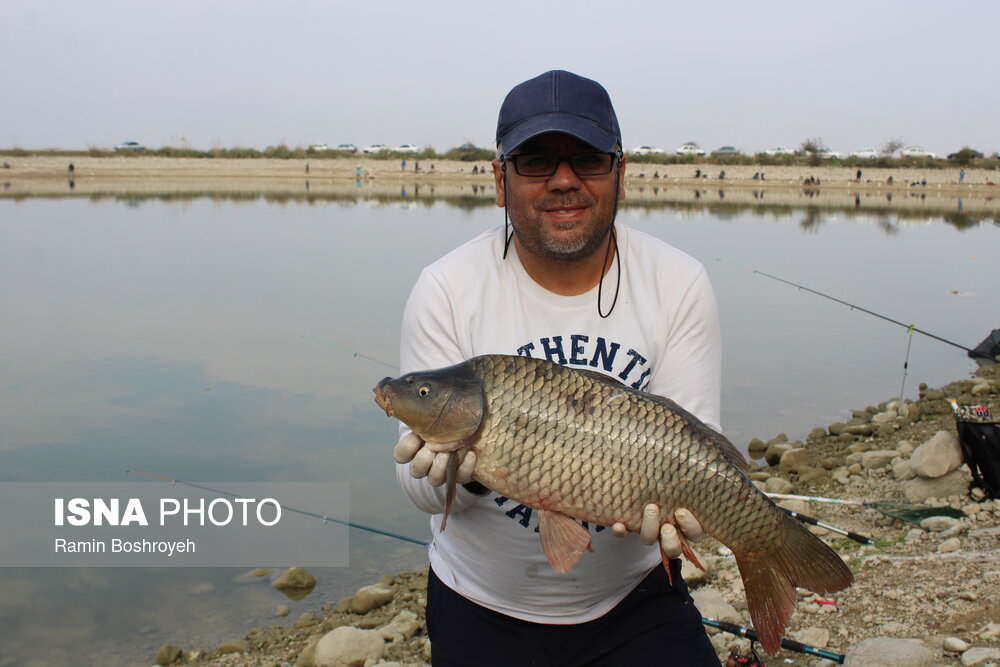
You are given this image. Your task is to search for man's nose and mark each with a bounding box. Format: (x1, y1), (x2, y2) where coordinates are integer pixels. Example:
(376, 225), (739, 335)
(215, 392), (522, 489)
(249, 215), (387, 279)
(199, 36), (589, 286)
(547, 158), (582, 190)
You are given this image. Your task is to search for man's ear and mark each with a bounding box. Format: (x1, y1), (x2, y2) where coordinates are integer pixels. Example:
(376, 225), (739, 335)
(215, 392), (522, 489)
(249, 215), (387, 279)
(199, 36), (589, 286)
(492, 159), (505, 207)
(617, 154), (627, 201)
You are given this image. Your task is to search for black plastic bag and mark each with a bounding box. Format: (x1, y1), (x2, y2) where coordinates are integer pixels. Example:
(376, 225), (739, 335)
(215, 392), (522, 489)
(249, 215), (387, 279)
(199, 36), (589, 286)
(956, 419), (1000, 499)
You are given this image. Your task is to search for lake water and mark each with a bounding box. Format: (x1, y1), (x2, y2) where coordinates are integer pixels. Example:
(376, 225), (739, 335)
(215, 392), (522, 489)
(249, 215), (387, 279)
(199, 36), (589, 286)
(1, 187), (997, 665)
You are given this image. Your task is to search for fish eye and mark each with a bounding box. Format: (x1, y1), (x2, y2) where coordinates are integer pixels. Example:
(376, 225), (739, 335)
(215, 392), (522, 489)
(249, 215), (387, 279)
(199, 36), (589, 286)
(418, 385), (431, 396)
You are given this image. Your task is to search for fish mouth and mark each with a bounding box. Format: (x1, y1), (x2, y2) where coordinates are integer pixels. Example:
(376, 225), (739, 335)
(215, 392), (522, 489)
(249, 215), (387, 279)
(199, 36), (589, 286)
(373, 381), (393, 417)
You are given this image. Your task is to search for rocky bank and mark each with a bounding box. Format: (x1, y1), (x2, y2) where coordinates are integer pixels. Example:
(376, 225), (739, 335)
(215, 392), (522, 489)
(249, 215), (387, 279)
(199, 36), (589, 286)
(160, 364), (999, 667)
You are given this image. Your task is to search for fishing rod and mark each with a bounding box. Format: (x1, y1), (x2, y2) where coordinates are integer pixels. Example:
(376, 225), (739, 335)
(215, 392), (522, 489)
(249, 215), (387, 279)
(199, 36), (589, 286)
(719, 261), (987, 360)
(776, 506), (873, 544)
(302, 335), (398, 370)
(703, 618), (845, 664)
(125, 469), (430, 547)
(128, 472), (848, 660)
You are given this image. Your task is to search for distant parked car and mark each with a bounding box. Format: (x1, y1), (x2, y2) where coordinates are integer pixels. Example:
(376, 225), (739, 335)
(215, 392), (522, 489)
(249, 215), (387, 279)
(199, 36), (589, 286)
(899, 146), (936, 159)
(334, 143), (358, 153)
(675, 143), (706, 156)
(818, 149), (842, 160)
(850, 148), (879, 159)
(764, 146), (795, 156)
(363, 144), (389, 154)
(309, 143), (332, 151)
(947, 148), (984, 160)
(114, 141), (145, 152)
(711, 146), (741, 156)
(631, 145), (665, 155)
(394, 144), (421, 154)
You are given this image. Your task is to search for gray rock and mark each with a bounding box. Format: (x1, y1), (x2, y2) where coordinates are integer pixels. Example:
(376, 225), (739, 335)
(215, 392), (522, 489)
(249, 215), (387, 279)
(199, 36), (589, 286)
(920, 516), (961, 532)
(872, 410), (897, 424)
(779, 447), (815, 472)
(789, 627), (829, 648)
(893, 460), (916, 481)
(764, 477), (794, 494)
(896, 439), (915, 456)
(808, 427), (827, 441)
(977, 623), (1000, 639)
(314, 626), (385, 667)
(910, 430), (963, 479)
(962, 647), (1000, 666)
(276, 605), (290, 617)
(862, 450), (897, 469)
(691, 588), (740, 624)
(843, 637), (934, 666)
(218, 639), (249, 654)
(747, 437), (767, 455)
(903, 469), (969, 502)
(379, 609), (421, 641)
(764, 443), (793, 466)
(349, 583), (395, 614)
(272, 566), (317, 592)
(155, 644), (183, 665)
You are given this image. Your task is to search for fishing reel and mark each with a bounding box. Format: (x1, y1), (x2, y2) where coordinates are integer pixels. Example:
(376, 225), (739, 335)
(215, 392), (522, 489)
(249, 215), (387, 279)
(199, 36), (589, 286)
(725, 641), (765, 667)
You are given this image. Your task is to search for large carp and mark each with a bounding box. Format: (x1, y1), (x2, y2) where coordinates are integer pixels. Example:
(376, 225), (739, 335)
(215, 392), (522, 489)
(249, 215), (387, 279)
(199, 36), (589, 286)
(374, 354), (852, 653)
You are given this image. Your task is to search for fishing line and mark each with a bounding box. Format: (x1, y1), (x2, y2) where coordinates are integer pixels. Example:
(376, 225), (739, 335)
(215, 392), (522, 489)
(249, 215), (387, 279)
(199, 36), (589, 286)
(125, 469), (429, 546)
(301, 335), (397, 370)
(716, 259), (986, 359)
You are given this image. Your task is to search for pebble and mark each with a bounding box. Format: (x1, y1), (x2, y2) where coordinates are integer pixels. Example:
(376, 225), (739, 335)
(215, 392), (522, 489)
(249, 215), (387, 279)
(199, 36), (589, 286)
(938, 537), (961, 552)
(314, 626), (385, 667)
(943, 636), (969, 652)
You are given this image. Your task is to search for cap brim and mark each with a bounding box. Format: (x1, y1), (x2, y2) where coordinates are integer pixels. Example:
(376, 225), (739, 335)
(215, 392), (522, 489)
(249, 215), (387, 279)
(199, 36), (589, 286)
(499, 112), (618, 154)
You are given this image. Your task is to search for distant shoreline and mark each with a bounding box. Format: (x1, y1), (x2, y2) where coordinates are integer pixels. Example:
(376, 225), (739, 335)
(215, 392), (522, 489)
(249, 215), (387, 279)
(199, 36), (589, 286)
(2, 155), (998, 190)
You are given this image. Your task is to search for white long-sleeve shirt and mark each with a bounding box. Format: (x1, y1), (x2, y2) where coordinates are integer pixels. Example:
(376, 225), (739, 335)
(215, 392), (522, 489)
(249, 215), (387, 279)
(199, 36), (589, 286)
(395, 223), (721, 624)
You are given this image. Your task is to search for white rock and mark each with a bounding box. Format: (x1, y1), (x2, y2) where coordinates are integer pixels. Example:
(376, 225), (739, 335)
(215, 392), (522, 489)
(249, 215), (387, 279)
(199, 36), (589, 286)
(862, 450), (897, 469)
(690, 588), (740, 624)
(909, 431), (963, 479)
(961, 647), (1000, 666)
(938, 537), (961, 553)
(976, 623), (1000, 639)
(314, 626), (385, 667)
(844, 637), (934, 666)
(790, 627), (830, 648)
(942, 636), (969, 652)
(349, 584), (395, 614)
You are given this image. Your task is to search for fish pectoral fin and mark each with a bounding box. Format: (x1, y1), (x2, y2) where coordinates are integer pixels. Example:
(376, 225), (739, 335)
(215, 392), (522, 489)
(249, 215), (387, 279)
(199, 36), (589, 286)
(439, 453), (460, 532)
(538, 510), (592, 573)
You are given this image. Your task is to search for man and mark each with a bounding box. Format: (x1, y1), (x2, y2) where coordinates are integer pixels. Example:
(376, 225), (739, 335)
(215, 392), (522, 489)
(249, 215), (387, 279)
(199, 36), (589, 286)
(394, 70), (722, 665)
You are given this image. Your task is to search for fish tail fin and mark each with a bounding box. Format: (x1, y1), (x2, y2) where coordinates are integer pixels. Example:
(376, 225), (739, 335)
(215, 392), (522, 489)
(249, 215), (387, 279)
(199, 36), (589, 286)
(734, 515), (853, 654)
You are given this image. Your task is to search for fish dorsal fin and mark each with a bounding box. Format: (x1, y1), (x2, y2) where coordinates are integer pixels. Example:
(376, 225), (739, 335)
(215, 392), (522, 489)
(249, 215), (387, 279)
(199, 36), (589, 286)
(538, 510), (593, 573)
(640, 390), (749, 473)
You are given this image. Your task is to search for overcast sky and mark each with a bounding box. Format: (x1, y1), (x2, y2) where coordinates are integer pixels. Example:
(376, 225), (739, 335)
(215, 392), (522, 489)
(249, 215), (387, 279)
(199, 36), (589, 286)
(4, 0), (998, 156)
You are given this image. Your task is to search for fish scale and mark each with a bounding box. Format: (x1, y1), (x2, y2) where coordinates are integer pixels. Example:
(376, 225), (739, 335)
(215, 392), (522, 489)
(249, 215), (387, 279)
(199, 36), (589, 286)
(374, 353), (853, 653)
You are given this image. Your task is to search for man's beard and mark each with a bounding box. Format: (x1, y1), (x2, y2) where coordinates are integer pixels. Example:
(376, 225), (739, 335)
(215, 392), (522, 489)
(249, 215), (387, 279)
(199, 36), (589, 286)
(509, 195), (618, 263)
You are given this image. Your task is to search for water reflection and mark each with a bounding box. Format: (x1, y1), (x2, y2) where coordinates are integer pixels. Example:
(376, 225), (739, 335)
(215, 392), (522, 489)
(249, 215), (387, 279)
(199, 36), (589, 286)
(0, 190), (998, 665)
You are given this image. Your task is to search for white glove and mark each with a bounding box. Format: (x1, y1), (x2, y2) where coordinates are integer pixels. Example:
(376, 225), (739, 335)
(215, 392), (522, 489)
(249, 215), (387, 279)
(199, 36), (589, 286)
(612, 505), (704, 558)
(394, 432), (476, 487)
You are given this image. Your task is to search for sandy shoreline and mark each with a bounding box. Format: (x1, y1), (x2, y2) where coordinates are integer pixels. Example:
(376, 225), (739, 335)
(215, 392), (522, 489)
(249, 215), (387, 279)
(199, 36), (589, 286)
(3, 155), (999, 190)
(4, 156), (1000, 219)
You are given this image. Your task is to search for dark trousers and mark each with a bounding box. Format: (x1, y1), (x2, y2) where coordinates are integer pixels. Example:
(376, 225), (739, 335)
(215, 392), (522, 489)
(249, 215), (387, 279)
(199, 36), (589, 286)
(426, 561), (720, 666)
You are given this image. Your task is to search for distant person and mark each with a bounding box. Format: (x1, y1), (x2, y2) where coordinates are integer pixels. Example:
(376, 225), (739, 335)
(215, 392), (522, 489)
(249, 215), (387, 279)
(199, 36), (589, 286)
(402, 159), (407, 171)
(855, 169), (862, 183)
(959, 169), (966, 184)
(694, 168), (701, 178)
(68, 163), (75, 174)
(718, 169), (725, 180)
(887, 175), (894, 185)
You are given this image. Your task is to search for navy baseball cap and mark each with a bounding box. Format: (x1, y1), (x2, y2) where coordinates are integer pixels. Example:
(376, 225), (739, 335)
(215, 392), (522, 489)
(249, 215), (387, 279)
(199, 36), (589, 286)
(496, 70), (622, 155)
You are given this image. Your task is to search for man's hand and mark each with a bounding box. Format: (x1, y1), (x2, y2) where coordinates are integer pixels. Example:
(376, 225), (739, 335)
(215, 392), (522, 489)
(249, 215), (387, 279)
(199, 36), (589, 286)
(612, 505), (704, 558)
(394, 432), (476, 487)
